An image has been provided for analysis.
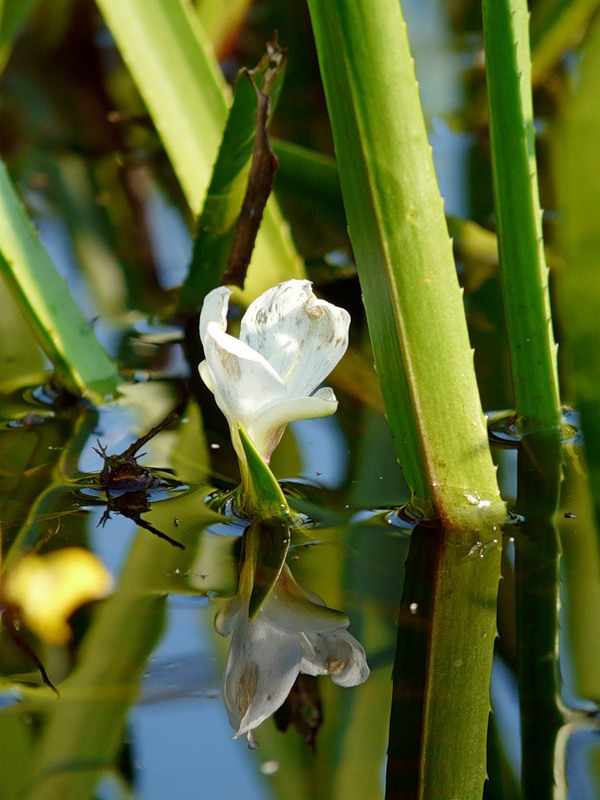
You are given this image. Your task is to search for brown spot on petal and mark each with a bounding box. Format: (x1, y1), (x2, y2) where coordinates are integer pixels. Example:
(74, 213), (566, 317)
(235, 661), (259, 714)
(325, 657), (344, 676)
(217, 346), (242, 379)
(306, 304), (324, 320)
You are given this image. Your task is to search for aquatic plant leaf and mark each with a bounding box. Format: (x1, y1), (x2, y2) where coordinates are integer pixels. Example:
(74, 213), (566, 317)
(273, 140), (346, 230)
(0, 162), (122, 402)
(237, 424), (291, 521)
(530, 0), (600, 87)
(482, 0), (561, 431)
(306, 2), (506, 798)
(195, 0), (252, 56)
(96, 0), (304, 303)
(306, 0), (503, 525)
(179, 42), (286, 311)
(0, 0), (38, 75)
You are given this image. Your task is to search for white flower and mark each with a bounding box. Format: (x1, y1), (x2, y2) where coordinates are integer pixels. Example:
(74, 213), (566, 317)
(215, 560), (370, 744)
(199, 280), (350, 469)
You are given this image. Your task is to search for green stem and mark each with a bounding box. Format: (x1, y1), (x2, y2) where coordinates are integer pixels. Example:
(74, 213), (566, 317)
(514, 431), (564, 800)
(95, 0), (304, 302)
(530, 0), (600, 87)
(387, 522), (502, 800)
(482, 0), (561, 431)
(559, 11), (600, 524)
(307, 0), (503, 526)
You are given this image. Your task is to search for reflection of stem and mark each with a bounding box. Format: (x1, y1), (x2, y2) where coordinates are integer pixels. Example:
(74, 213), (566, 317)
(387, 520), (502, 800)
(514, 430), (563, 800)
(24, 494), (202, 800)
(2, 608), (58, 696)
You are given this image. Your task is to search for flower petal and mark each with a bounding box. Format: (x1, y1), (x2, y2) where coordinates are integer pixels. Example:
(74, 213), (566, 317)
(198, 360), (216, 393)
(249, 387), (338, 462)
(222, 612), (303, 739)
(201, 321), (286, 432)
(300, 628), (370, 687)
(240, 280), (350, 397)
(262, 565), (350, 633)
(199, 286), (231, 347)
(214, 597), (242, 637)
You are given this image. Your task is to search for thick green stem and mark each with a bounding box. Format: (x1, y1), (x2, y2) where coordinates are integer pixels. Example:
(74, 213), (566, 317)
(307, 0), (503, 526)
(387, 521), (502, 800)
(482, 0), (561, 431)
(514, 431), (563, 799)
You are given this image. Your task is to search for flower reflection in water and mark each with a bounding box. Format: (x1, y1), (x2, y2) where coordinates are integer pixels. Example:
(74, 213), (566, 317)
(211, 522), (369, 746)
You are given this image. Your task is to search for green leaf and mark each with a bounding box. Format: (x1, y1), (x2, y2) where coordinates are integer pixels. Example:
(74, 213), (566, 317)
(514, 431), (563, 799)
(0, 0), (39, 75)
(482, 0), (561, 431)
(273, 139), (347, 230)
(0, 161), (121, 402)
(560, 14), (600, 516)
(530, 0), (600, 86)
(237, 424), (294, 522)
(307, 0), (503, 526)
(179, 44), (286, 312)
(95, 0), (305, 302)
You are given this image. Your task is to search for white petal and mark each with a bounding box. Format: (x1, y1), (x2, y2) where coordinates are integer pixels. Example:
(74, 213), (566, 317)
(198, 360), (215, 393)
(223, 613), (303, 739)
(249, 388), (338, 462)
(199, 286), (231, 347)
(262, 565), (349, 633)
(300, 629), (370, 687)
(202, 321), (286, 431)
(240, 280), (350, 397)
(214, 597), (242, 637)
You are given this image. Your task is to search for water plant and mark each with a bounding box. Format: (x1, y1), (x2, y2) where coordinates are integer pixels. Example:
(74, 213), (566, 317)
(199, 280), (349, 518)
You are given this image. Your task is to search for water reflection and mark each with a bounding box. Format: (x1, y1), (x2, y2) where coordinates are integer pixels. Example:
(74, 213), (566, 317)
(197, 519), (369, 747)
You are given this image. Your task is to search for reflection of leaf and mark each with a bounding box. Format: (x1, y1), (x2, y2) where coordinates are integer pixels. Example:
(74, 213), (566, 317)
(246, 519), (290, 620)
(2, 548), (112, 645)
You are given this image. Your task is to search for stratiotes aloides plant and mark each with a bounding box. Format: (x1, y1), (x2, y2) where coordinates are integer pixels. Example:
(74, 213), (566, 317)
(199, 281), (368, 744)
(199, 279), (350, 518)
